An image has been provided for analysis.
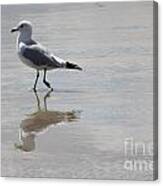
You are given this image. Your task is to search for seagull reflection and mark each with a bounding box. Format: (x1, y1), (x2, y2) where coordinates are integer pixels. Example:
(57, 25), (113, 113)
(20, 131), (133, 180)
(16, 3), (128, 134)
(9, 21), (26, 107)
(15, 90), (81, 152)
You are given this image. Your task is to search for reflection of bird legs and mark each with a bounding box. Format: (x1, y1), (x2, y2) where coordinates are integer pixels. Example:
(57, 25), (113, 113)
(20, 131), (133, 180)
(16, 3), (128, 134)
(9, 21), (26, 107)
(33, 89), (53, 111)
(34, 89), (41, 111)
(44, 89), (53, 111)
(15, 89), (81, 152)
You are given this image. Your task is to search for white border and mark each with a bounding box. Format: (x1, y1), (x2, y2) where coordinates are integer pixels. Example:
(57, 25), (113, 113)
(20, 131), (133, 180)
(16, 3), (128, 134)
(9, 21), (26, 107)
(0, 0), (155, 4)
(0, 0), (162, 185)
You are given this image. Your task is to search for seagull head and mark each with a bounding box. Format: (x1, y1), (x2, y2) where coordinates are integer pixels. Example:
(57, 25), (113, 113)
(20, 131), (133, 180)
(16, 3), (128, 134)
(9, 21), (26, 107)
(11, 20), (32, 35)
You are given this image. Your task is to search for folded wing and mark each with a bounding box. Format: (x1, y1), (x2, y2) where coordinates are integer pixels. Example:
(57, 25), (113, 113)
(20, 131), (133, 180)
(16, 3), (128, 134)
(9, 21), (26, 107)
(22, 44), (63, 69)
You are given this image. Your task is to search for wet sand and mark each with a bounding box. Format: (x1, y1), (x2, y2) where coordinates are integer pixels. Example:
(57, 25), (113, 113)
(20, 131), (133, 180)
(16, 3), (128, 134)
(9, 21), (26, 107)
(1, 2), (155, 180)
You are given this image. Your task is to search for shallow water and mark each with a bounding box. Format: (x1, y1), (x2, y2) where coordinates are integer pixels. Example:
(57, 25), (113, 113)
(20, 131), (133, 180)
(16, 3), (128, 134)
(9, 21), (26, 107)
(1, 2), (155, 180)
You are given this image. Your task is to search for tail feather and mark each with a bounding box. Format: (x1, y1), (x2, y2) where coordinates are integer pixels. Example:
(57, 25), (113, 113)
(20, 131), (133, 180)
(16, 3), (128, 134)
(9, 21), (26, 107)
(65, 62), (82, 71)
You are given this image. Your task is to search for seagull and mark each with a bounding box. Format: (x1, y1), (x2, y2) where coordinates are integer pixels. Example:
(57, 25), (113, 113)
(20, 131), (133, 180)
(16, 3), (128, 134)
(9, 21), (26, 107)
(11, 20), (82, 92)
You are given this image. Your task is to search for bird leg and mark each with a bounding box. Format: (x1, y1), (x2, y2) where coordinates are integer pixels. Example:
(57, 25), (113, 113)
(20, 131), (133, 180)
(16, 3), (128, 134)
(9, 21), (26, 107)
(33, 70), (39, 92)
(43, 69), (53, 90)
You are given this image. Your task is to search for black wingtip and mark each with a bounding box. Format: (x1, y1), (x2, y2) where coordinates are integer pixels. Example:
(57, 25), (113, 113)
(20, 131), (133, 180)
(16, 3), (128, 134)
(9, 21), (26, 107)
(76, 66), (82, 71)
(66, 62), (82, 71)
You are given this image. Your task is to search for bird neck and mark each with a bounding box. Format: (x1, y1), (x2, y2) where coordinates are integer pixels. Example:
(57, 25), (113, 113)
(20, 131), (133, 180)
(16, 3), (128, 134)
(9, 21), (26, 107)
(17, 31), (32, 44)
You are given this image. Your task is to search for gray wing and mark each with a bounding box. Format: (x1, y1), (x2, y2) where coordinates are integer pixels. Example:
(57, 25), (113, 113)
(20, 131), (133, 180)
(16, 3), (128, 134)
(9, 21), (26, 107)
(22, 44), (62, 68)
